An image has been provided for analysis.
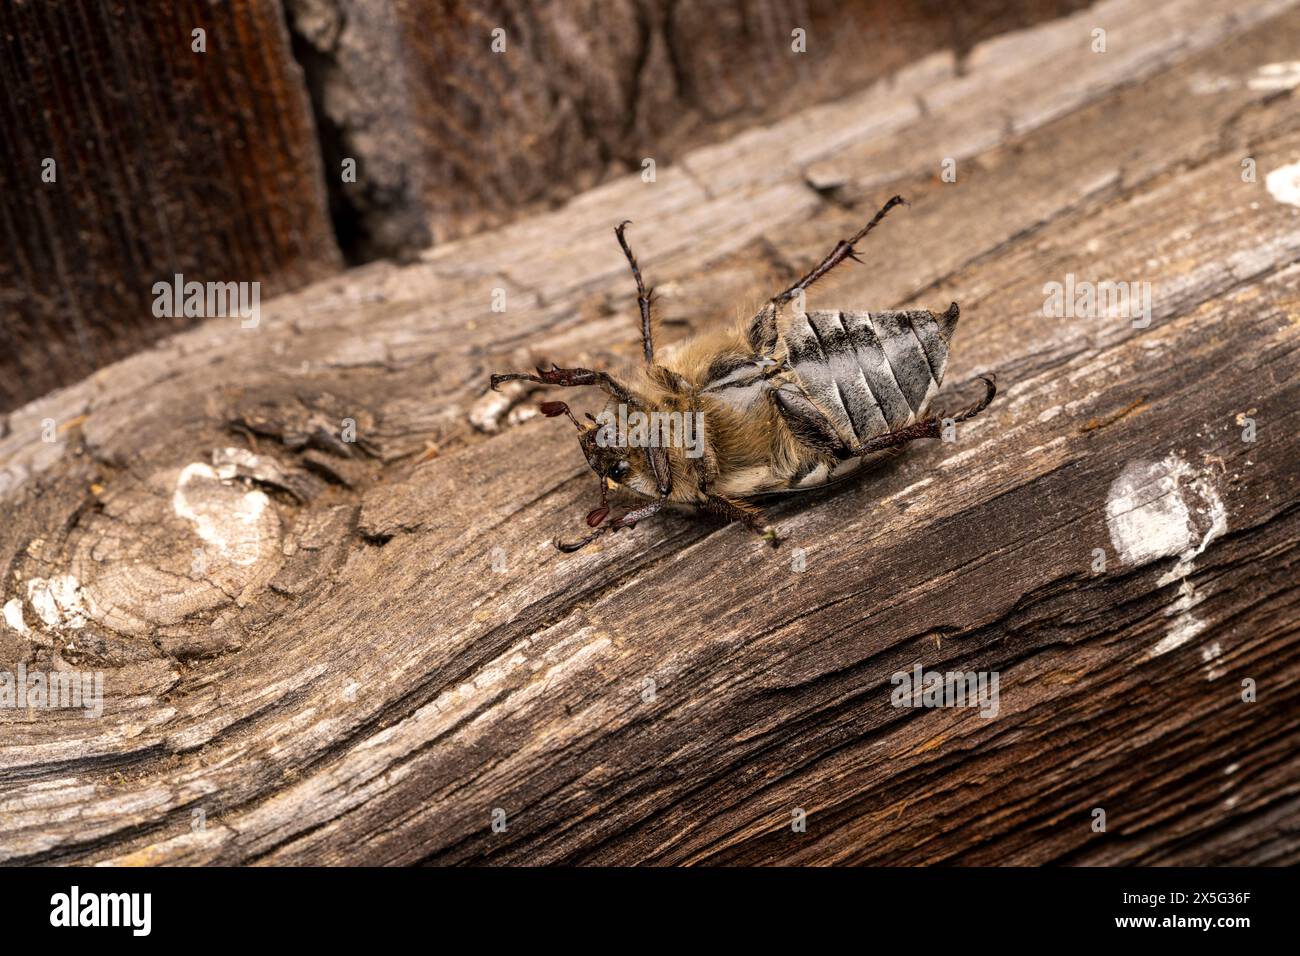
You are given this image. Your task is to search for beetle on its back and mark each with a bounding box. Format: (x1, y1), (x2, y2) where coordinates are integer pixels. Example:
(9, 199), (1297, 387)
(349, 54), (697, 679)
(491, 195), (996, 551)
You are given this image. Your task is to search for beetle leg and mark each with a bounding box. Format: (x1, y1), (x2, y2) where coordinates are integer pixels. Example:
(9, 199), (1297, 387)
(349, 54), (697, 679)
(608, 498), (665, 530)
(555, 528), (606, 553)
(491, 364), (635, 405)
(952, 373), (997, 423)
(773, 195), (907, 304)
(848, 375), (996, 456)
(614, 221), (656, 365)
(702, 493), (780, 544)
(555, 497), (666, 552)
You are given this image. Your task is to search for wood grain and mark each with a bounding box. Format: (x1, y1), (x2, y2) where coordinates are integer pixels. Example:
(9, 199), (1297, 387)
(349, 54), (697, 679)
(0, 0), (341, 413)
(1, 0), (1086, 414)
(289, 0), (1092, 256)
(1, 0), (1298, 865)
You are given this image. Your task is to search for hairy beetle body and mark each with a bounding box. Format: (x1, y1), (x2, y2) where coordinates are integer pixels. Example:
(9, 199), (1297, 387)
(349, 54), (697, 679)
(489, 197), (996, 550)
(686, 303), (961, 496)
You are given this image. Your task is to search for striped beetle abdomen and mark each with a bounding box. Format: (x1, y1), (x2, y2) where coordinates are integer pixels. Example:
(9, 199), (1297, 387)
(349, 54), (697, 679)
(780, 305), (958, 448)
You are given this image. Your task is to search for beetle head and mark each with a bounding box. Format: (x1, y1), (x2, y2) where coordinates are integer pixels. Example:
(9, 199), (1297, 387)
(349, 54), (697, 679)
(541, 399), (663, 500)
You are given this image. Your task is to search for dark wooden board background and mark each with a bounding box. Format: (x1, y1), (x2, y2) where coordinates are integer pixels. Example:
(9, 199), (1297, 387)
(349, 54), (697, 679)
(1, 0), (1087, 413)
(0, 0), (1297, 865)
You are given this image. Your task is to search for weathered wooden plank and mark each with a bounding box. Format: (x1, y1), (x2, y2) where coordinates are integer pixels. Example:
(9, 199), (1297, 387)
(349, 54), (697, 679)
(0, 0), (342, 414)
(0, 0), (1091, 415)
(1, 0), (1298, 865)
(289, 0), (1091, 255)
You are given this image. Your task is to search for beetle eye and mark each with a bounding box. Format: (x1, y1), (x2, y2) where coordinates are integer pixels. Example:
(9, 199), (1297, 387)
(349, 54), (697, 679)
(609, 460), (631, 482)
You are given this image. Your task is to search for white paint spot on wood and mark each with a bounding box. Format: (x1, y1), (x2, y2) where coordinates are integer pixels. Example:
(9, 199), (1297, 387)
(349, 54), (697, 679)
(1190, 62), (1300, 96)
(1266, 161), (1300, 208)
(1151, 579), (1205, 656)
(1105, 455), (1228, 659)
(1105, 458), (1193, 566)
(1157, 468), (1227, 585)
(1201, 640), (1225, 681)
(1248, 61), (1300, 91)
(3, 598), (29, 635)
(172, 462), (271, 568)
(26, 574), (90, 629)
